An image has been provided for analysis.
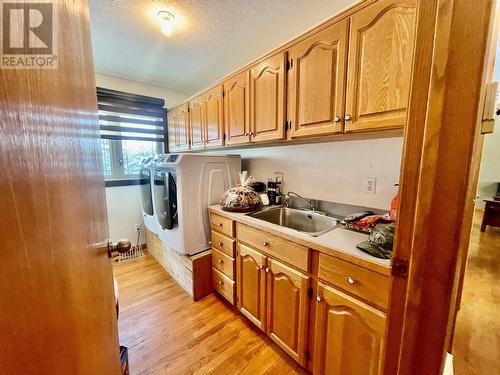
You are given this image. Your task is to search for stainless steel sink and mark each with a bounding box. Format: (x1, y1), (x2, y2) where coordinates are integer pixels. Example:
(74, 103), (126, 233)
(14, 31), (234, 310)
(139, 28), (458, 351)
(247, 207), (339, 236)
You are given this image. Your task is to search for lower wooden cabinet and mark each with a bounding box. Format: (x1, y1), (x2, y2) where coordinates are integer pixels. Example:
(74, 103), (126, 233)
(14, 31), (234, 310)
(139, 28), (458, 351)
(236, 244), (266, 330)
(266, 258), (309, 366)
(313, 283), (387, 375)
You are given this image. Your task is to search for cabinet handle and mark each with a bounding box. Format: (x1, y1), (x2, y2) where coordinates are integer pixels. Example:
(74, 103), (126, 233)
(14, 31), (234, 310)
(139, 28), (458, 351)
(347, 276), (355, 285)
(334, 116), (341, 123)
(218, 280), (224, 285)
(262, 241), (269, 247)
(265, 267), (270, 273)
(344, 114), (351, 122)
(316, 295), (322, 302)
(218, 242), (223, 246)
(218, 259), (224, 264)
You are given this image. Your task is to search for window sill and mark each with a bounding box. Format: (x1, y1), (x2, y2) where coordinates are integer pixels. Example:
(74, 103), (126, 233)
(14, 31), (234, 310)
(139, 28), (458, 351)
(105, 179), (143, 187)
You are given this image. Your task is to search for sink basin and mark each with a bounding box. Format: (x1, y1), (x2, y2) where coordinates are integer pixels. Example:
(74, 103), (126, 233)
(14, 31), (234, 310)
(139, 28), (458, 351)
(247, 207), (339, 236)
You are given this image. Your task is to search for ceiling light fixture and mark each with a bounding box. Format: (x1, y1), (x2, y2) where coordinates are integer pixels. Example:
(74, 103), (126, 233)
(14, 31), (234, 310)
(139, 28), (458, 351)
(157, 11), (175, 37)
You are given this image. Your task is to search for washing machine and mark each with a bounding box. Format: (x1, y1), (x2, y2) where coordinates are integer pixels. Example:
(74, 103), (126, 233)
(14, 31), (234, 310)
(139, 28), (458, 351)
(152, 153), (241, 255)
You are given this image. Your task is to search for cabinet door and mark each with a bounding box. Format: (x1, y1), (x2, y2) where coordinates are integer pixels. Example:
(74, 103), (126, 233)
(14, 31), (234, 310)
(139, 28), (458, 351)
(176, 103), (190, 151)
(266, 258), (310, 366)
(250, 52), (286, 142)
(204, 85), (224, 148)
(167, 108), (177, 152)
(189, 96), (205, 149)
(237, 243), (267, 330)
(224, 71), (251, 145)
(345, 0), (416, 132)
(314, 283), (386, 375)
(288, 20), (348, 138)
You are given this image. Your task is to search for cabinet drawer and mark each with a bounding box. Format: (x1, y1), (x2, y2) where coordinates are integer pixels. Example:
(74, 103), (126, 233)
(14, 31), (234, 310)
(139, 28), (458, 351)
(318, 253), (390, 310)
(213, 268), (235, 304)
(211, 214), (234, 237)
(211, 230), (235, 257)
(212, 248), (234, 279)
(236, 223), (309, 272)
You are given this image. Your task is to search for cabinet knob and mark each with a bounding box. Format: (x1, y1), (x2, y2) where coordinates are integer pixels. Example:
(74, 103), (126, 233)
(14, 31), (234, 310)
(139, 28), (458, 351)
(265, 267), (270, 273)
(217, 223), (223, 227)
(347, 276), (355, 285)
(218, 259), (224, 264)
(245, 132), (249, 136)
(249, 132), (254, 136)
(262, 241), (269, 247)
(218, 280), (223, 285)
(344, 114), (351, 122)
(218, 242), (223, 246)
(258, 265), (264, 270)
(316, 295), (322, 302)
(334, 116), (341, 123)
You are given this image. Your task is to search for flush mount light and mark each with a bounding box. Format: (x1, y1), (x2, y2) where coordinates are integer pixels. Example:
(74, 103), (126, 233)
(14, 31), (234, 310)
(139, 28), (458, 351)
(157, 11), (175, 36)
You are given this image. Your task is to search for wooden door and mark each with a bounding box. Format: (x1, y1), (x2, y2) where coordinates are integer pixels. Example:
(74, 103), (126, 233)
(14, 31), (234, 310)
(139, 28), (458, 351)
(176, 103), (190, 151)
(0, 1), (121, 374)
(189, 95), (205, 149)
(313, 283), (386, 375)
(266, 258), (310, 366)
(250, 52), (287, 142)
(237, 244), (267, 330)
(204, 85), (224, 148)
(224, 71), (251, 145)
(288, 19), (348, 138)
(167, 108), (178, 152)
(345, 0), (416, 132)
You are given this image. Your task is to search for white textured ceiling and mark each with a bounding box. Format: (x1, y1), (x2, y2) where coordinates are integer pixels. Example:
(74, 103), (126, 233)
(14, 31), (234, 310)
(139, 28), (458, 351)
(89, 0), (357, 95)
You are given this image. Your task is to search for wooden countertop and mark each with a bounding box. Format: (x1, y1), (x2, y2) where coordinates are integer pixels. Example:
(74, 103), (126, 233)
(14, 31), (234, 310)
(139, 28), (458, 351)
(209, 205), (391, 275)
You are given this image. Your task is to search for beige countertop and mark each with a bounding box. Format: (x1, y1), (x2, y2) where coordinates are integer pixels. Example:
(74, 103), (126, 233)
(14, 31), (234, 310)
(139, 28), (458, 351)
(209, 205), (391, 275)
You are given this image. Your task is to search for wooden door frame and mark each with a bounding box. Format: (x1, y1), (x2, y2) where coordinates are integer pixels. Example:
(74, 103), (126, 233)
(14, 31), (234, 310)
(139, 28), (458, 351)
(384, 0), (496, 374)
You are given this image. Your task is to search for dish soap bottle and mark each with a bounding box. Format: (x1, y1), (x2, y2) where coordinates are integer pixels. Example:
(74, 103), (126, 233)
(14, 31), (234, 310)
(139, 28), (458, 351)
(389, 184), (399, 220)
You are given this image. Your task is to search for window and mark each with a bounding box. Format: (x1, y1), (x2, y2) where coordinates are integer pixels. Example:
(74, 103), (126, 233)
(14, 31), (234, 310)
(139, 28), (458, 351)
(97, 87), (167, 186)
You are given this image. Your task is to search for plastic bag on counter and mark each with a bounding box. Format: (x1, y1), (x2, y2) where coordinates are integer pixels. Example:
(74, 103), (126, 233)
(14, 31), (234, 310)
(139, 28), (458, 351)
(220, 171), (263, 212)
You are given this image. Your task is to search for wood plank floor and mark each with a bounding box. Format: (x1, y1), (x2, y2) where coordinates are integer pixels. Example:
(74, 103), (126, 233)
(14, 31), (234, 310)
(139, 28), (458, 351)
(113, 255), (306, 375)
(452, 210), (500, 375)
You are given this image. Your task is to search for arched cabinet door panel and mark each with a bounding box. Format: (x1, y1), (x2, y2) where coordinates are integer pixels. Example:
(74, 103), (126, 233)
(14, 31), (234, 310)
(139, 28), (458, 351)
(176, 103), (190, 151)
(224, 71), (251, 146)
(236, 244), (267, 330)
(250, 52), (287, 142)
(288, 19), (348, 138)
(345, 0), (417, 132)
(189, 96), (205, 150)
(204, 85), (224, 148)
(313, 283), (387, 375)
(266, 258), (309, 366)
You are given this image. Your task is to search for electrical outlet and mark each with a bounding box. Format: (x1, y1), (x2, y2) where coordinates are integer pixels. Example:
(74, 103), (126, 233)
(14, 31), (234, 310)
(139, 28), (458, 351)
(364, 177), (377, 194)
(135, 223), (142, 232)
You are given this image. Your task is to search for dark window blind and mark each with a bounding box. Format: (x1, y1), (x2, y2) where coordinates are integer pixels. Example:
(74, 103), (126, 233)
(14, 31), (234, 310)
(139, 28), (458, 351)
(97, 87), (166, 143)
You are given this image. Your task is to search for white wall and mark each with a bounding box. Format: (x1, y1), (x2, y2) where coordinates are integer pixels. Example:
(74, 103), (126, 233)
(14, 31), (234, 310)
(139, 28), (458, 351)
(213, 137), (404, 210)
(96, 73), (189, 243)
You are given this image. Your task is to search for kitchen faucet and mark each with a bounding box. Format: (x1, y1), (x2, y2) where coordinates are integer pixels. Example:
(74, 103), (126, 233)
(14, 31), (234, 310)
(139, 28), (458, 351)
(283, 191), (317, 213)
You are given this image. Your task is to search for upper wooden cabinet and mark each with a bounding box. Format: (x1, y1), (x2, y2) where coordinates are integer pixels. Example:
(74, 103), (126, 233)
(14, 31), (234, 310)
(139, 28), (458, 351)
(189, 96), (205, 150)
(345, 0), (417, 132)
(250, 52), (287, 142)
(189, 86), (224, 149)
(266, 258), (309, 366)
(176, 103), (190, 151)
(167, 109), (177, 152)
(167, 103), (189, 152)
(314, 283), (386, 375)
(288, 19), (349, 138)
(204, 85), (224, 148)
(237, 244), (267, 330)
(224, 71), (251, 146)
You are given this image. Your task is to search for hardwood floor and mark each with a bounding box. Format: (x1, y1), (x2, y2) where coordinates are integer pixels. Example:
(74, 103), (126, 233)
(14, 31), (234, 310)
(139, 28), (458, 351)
(113, 255), (306, 375)
(453, 209), (500, 375)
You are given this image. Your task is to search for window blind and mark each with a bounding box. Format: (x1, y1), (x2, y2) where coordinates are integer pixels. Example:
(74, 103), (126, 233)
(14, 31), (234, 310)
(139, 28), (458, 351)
(96, 87), (166, 143)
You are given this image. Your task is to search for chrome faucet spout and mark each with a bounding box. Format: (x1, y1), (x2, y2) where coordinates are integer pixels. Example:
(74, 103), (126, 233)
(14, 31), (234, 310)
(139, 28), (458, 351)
(285, 191), (317, 213)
